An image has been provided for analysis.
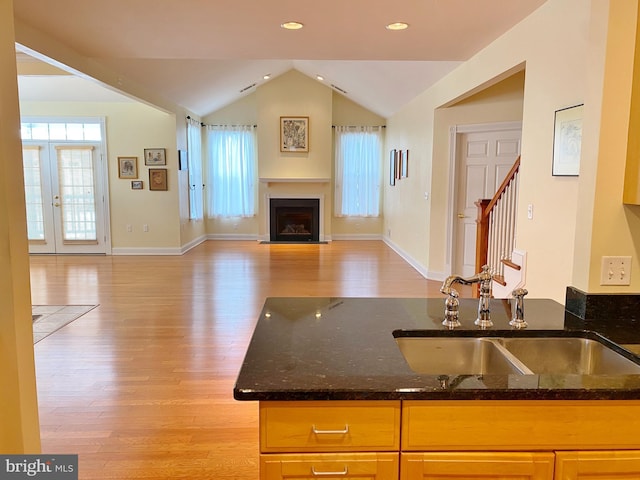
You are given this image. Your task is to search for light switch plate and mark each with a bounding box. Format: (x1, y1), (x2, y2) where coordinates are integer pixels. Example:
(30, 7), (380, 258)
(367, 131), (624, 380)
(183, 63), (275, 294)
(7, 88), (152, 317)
(600, 256), (632, 285)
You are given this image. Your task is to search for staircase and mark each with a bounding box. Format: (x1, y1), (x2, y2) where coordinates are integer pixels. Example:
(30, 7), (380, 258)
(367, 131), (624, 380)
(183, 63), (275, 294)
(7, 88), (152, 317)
(475, 156), (526, 299)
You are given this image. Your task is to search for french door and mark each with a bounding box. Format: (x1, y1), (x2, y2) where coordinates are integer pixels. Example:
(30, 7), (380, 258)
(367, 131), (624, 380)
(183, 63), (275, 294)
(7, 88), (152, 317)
(22, 141), (108, 254)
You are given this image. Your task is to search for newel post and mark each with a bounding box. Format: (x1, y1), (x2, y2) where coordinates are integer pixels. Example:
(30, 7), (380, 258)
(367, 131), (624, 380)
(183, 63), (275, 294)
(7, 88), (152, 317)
(474, 199), (490, 298)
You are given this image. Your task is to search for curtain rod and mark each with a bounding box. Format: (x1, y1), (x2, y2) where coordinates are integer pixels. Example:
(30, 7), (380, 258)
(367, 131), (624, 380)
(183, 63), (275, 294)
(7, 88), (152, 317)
(186, 115), (205, 127)
(206, 124), (257, 128)
(332, 125), (386, 128)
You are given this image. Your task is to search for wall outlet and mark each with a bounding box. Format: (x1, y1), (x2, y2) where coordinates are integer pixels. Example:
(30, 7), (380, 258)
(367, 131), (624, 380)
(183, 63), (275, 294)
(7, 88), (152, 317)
(126, 224), (132, 232)
(143, 224), (149, 232)
(600, 256), (632, 285)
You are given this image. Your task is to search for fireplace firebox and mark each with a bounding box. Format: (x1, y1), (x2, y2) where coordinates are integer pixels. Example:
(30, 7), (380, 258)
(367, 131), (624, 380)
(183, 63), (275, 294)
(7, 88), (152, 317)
(269, 198), (320, 242)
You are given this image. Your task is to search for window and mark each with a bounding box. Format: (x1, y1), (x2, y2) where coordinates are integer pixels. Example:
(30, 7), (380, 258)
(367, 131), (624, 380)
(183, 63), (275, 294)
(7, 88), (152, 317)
(205, 125), (257, 217)
(187, 118), (203, 220)
(21, 121), (102, 141)
(334, 126), (383, 217)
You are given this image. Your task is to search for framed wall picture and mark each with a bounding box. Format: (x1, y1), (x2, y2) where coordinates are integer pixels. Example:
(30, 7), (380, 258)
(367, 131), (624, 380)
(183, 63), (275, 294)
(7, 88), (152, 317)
(401, 150), (409, 178)
(144, 148), (167, 166)
(149, 168), (168, 191)
(131, 180), (143, 190)
(552, 104), (583, 176)
(280, 116), (309, 152)
(118, 156), (138, 179)
(389, 149), (397, 186)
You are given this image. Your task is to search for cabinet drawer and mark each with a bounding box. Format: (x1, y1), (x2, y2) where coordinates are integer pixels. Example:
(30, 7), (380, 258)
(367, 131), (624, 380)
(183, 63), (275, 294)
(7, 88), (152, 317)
(261, 452), (399, 480)
(401, 452), (554, 480)
(260, 401), (401, 453)
(555, 450), (640, 479)
(402, 400), (640, 451)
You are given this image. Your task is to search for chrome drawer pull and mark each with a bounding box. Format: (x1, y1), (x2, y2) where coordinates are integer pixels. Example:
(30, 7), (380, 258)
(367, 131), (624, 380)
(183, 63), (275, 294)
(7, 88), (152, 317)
(311, 466), (348, 476)
(311, 424), (349, 435)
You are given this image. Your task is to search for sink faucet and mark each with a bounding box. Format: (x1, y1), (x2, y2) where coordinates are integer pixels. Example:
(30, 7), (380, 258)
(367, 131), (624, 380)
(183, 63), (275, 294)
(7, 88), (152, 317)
(440, 265), (493, 328)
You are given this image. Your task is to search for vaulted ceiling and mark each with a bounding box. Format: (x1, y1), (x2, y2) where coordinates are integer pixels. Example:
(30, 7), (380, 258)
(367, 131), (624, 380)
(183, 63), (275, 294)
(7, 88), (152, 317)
(13, 0), (547, 118)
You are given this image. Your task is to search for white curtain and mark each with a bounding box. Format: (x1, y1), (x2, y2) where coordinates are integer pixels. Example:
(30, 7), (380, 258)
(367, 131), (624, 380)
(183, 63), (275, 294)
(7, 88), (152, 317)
(334, 126), (382, 217)
(187, 117), (203, 220)
(205, 125), (257, 217)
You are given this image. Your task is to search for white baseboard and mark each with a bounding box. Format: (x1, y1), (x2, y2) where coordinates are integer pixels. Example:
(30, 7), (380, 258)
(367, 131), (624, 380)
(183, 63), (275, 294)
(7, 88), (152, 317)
(111, 247), (184, 256)
(180, 235), (207, 254)
(207, 233), (259, 241)
(382, 236), (430, 279)
(426, 270), (448, 282)
(331, 233), (382, 240)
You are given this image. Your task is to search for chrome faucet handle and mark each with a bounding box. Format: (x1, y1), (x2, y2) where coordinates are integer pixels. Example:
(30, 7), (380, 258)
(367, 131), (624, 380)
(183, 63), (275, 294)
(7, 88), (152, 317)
(442, 288), (461, 329)
(509, 288), (528, 329)
(474, 265), (493, 328)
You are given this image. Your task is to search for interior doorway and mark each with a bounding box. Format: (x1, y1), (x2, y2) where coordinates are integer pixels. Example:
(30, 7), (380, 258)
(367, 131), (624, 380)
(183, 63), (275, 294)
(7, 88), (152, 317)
(450, 123), (522, 277)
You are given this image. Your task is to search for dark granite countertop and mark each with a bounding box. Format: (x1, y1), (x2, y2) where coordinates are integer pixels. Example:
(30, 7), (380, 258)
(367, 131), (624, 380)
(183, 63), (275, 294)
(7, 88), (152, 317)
(234, 297), (640, 401)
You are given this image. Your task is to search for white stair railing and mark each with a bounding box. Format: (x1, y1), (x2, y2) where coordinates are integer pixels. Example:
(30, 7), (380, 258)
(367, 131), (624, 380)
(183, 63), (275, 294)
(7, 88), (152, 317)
(475, 156), (521, 292)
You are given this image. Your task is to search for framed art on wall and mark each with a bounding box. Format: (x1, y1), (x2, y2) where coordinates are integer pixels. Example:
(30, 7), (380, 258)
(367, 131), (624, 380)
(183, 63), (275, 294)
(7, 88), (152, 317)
(131, 180), (143, 190)
(280, 116), (309, 152)
(552, 104), (583, 176)
(401, 149), (409, 178)
(389, 149), (397, 186)
(149, 168), (168, 191)
(118, 156), (138, 179)
(144, 148), (166, 166)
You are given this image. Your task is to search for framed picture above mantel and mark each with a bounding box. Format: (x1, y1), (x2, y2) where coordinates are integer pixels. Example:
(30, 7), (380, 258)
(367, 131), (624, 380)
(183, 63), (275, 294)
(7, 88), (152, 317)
(280, 116), (309, 152)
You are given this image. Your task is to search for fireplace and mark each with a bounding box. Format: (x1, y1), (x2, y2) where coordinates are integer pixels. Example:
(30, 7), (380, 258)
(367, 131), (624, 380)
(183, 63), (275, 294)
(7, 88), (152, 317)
(269, 198), (320, 242)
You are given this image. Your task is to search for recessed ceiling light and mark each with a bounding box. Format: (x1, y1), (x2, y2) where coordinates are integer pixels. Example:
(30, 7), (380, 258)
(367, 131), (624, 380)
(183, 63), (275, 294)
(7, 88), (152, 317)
(263, 74), (271, 80)
(281, 21), (303, 30)
(316, 75), (324, 81)
(386, 22), (409, 31)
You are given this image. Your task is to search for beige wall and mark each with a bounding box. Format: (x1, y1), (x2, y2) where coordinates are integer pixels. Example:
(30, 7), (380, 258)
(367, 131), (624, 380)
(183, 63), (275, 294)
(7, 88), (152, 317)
(20, 101), (185, 253)
(386, 0), (592, 301)
(256, 71), (333, 239)
(203, 70), (386, 240)
(0, 0), (41, 452)
(429, 71), (526, 276)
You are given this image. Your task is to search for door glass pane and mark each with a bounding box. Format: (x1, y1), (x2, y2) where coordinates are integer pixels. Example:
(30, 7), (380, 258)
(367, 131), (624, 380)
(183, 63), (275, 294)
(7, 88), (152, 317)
(56, 147), (97, 241)
(49, 124), (67, 140)
(83, 124), (102, 141)
(22, 147), (45, 240)
(31, 123), (49, 140)
(66, 124), (84, 140)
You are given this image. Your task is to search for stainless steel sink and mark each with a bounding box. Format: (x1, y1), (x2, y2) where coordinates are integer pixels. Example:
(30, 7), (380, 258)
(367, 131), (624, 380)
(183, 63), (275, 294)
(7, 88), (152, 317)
(394, 332), (640, 376)
(395, 337), (531, 375)
(499, 337), (640, 375)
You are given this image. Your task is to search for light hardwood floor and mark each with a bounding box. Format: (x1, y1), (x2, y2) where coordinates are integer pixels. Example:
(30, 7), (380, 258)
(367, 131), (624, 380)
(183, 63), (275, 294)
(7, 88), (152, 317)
(30, 240), (468, 479)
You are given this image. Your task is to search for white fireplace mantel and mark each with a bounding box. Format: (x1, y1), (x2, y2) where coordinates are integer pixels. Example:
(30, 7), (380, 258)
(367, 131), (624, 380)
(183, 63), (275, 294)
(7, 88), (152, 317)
(259, 177), (331, 186)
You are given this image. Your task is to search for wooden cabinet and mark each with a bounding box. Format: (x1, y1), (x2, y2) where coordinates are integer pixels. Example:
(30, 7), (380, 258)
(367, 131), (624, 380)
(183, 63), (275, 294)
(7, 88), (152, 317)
(260, 400), (401, 453)
(401, 400), (640, 451)
(258, 400), (640, 480)
(259, 401), (401, 480)
(401, 452), (554, 480)
(261, 453), (398, 480)
(555, 451), (640, 479)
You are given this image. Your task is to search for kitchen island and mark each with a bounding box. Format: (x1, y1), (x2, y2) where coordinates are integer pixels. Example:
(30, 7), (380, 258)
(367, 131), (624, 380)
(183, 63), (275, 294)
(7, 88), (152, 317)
(234, 297), (640, 479)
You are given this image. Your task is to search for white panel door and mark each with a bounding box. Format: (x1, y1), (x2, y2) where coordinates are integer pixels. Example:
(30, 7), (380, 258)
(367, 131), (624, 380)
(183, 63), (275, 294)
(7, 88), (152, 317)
(454, 129), (521, 277)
